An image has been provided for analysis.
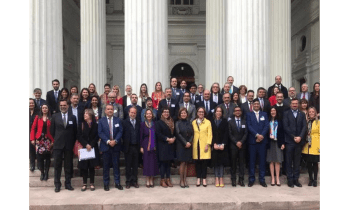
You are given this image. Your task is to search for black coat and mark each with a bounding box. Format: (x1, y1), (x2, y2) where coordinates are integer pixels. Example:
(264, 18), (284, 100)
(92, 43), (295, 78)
(196, 100), (218, 121)
(273, 104), (289, 120)
(46, 90), (61, 114)
(122, 118), (141, 153)
(283, 109), (307, 146)
(50, 112), (77, 150)
(228, 117), (248, 149)
(77, 121), (100, 169)
(211, 118), (229, 167)
(155, 120), (175, 161)
(175, 120), (193, 162)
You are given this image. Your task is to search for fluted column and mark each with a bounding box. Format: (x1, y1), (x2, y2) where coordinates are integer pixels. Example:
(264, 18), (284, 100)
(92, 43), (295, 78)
(226, 0), (270, 92)
(81, 0), (106, 91)
(270, 0), (291, 88)
(205, 0), (227, 89)
(125, 0), (168, 92)
(29, 0), (63, 97)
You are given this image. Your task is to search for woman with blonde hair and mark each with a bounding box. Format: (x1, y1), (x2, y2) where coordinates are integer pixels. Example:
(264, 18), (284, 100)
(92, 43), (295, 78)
(151, 82), (165, 110)
(112, 85), (123, 105)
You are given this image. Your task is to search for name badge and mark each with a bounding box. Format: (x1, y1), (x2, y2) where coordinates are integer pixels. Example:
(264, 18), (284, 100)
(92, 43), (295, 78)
(69, 121), (73, 125)
(211, 109), (214, 113)
(176, 92), (180, 95)
(115, 124), (119, 127)
(242, 125), (246, 128)
(260, 116), (265, 121)
(228, 117), (231, 121)
(196, 100), (199, 103)
(171, 104), (175, 107)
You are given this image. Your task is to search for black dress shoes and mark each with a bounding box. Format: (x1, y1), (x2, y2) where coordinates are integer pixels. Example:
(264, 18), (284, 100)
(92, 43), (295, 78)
(293, 180), (302, 187)
(313, 180), (317, 187)
(132, 183), (139, 188)
(54, 187), (60, 193)
(126, 184), (131, 189)
(248, 182), (254, 187)
(308, 179), (314, 186)
(40, 172), (44, 181)
(238, 180), (245, 187)
(260, 182), (267, 187)
(287, 181), (294, 188)
(231, 182), (236, 187)
(30, 166), (35, 172)
(65, 185), (74, 191)
(115, 184), (123, 190)
(104, 185), (110, 191)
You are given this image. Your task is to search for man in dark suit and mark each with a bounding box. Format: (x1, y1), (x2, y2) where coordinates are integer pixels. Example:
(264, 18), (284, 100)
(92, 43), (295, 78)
(218, 93), (236, 120)
(33, 88), (46, 109)
(228, 106), (248, 187)
(98, 104), (124, 191)
(46, 79), (61, 115)
(255, 87), (271, 113)
(197, 84), (204, 102)
(189, 83), (199, 105)
(179, 92), (196, 122)
(274, 92), (289, 119)
(122, 107), (140, 188)
(170, 77), (183, 105)
(50, 99), (77, 192)
(180, 80), (188, 95)
(283, 87), (297, 106)
(296, 83), (311, 101)
(221, 76), (239, 94)
(124, 94), (142, 121)
(246, 99), (269, 187)
(68, 93), (84, 127)
(267, 75), (288, 98)
(196, 89), (217, 121)
(283, 98), (307, 188)
(210, 82), (223, 105)
(122, 85), (133, 109)
(157, 88), (179, 121)
(241, 90), (255, 118)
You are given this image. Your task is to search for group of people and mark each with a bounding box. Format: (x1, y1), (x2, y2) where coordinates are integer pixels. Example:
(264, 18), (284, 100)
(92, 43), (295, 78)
(29, 75), (320, 192)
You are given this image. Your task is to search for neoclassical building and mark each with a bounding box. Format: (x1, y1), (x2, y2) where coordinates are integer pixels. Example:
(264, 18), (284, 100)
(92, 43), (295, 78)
(29, 0), (319, 96)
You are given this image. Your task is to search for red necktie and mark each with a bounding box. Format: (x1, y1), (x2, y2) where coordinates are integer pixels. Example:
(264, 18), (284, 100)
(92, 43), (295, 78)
(249, 102), (253, 112)
(167, 100), (170, 107)
(302, 93), (305, 99)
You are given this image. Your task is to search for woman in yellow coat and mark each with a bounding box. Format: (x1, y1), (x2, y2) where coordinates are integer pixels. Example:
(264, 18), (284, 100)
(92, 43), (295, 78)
(302, 107), (320, 187)
(192, 107), (212, 187)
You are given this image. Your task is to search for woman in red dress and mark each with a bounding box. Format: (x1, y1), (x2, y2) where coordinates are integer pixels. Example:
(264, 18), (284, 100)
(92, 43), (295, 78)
(268, 86), (279, 106)
(151, 82), (165, 110)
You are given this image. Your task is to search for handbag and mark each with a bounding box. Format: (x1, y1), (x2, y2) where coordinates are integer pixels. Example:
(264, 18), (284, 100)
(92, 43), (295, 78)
(186, 163), (197, 177)
(73, 122), (84, 157)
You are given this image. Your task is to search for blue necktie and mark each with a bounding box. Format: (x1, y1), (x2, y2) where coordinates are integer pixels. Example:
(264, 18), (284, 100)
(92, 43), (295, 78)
(236, 120), (240, 131)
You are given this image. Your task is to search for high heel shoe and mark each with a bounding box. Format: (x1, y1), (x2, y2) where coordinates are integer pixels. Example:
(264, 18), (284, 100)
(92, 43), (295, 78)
(203, 179), (207, 187)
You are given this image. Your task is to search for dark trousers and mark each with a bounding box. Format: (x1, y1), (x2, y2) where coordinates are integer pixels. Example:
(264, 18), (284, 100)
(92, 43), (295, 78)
(285, 144), (302, 181)
(53, 149), (73, 188)
(160, 161), (171, 179)
(82, 168), (95, 184)
(230, 145), (245, 182)
(307, 162), (318, 181)
(102, 149), (120, 185)
(30, 141), (36, 167)
(124, 145), (139, 185)
(37, 153), (51, 172)
(195, 160), (208, 179)
(249, 143), (266, 183)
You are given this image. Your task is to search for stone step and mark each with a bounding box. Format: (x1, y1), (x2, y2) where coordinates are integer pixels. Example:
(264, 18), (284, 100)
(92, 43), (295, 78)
(29, 174), (319, 188)
(31, 157), (126, 168)
(29, 185), (320, 210)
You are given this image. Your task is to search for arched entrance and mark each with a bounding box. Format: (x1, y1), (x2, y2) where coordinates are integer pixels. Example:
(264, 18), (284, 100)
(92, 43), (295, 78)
(170, 63), (195, 90)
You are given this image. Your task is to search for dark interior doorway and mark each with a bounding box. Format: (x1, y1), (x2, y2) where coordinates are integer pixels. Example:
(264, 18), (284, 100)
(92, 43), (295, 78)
(170, 63), (195, 90)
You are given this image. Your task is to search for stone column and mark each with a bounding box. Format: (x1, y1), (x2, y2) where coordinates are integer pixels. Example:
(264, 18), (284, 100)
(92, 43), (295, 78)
(124, 0), (168, 92)
(226, 0), (270, 92)
(205, 0), (227, 89)
(112, 45), (125, 94)
(81, 0), (107, 91)
(270, 0), (291, 88)
(29, 0), (63, 97)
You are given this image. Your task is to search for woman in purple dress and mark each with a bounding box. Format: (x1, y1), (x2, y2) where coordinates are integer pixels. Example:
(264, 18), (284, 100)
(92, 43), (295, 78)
(140, 108), (159, 188)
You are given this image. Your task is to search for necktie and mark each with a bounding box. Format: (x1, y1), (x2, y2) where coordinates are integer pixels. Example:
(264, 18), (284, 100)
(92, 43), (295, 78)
(109, 117), (113, 140)
(63, 113), (67, 128)
(37, 99), (40, 107)
(236, 119), (240, 131)
(256, 112), (259, 122)
(260, 98), (264, 109)
(249, 102), (253, 112)
(54, 91), (58, 102)
(302, 93), (305, 99)
(132, 119), (135, 129)
(192, 95), (195, 103)
(206, 101), (209, 113)
(226, 104), (229, 111)
(167, 100), (170, 107)
(185, 103), (188, 110)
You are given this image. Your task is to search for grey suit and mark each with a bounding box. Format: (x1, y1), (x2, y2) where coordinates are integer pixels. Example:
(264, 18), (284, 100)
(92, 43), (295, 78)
(179, 102), (196, 122)
(102, 103), (124, 119)
(296, 92), (311, 101)
(218, 102), (237, 120)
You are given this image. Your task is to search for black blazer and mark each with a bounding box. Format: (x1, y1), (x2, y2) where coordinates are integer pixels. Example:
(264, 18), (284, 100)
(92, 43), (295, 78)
(50, 112), (77, 150)
(196, 100), (217, 121)
(211, 118), (229, 167)
(46, 90), (61, 114)
(267, 119), (285, 148)
(155, 120), (175, 161)
(282, 109), (307, 146)
(77, 121), (99, 148)
(68, 105), (85, 126)
(241, 101), (253, 119)
(157, 99), (179, 121)
(121, 118), (140, 153)
(254, 97), (271, 113)
(122, 95), (129, 109)
(267, 84), (288, 98)
(210, 92), (223, 105)
(228, 117), (248, 149)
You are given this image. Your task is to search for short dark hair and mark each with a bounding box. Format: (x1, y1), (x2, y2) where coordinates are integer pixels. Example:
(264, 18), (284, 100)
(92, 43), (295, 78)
(183, 92), (190, 98)
(52, 79), (60, 84)
(252, 98), (260, 103)
(129, 106), (137, 113)
(145, 97), (152, 102)
(33, 88), (42, 93)
(291, 98), (298, 103)
(104, 83), (111, 88)
(190, 83), (197, 89)
(247, 90), (254, 95)
(234, 106), (241, 111)
(59, 99), (68, 104)
(257, 87), (265, 92)
(170, 77), (177, 81)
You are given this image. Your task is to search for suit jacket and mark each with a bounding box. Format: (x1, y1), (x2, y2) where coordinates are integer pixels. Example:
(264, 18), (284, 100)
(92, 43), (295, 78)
(98, 116), (123, 152)
(254, 97), (271, 113)
(296, 92), (311, 101)
(34, 98), (46, 108)
(102, 103), (124, 119)
(50, 112), (77, 150)
(68, 105), (85, 126)
(155, 120), (175, 161)
(241, 101), (253, 119)
(171, 87), (183, 105)
(30, 115), (54, 142)
(283, 98), (292, 106)
(246, 111), (269, 145)
(46, 90), (61, 114)
(124, 105), (142, 121)
(179, 102), (196, 122)
(122, 118), (140, 153)
(210, 92), (223, 105)
(196, 100), (217, 121)
(157, 98), (179, 121)
(228, 117), (248, 149)
(283, 109), (307, 146)
(189, 93), (198, 105)
(122, 95), (131, 109)
(267, 84), (288, 98)
(221, 85), (239, 94)
(218, 102), (237, 120)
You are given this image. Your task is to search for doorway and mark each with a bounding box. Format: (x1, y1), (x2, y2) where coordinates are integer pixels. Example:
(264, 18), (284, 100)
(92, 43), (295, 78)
(170, 63), (195, 91)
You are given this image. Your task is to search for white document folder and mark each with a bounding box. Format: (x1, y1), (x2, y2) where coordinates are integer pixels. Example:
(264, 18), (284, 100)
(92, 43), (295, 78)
(79, 148), (96, 161)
